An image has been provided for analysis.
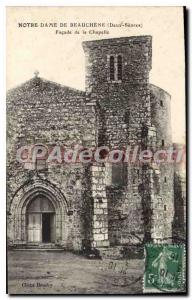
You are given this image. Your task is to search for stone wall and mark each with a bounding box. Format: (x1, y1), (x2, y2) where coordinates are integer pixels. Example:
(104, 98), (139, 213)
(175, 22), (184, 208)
(7, 77), (96, 250)
(83, 36), (152, 93)
(173, 172), (186, 243)
(83, 36), (174, 245)
(7, 36), (175, 251)
(150, 84), (174, 242)
(83, 36), (154, 245)
(172, 143), (186, 243)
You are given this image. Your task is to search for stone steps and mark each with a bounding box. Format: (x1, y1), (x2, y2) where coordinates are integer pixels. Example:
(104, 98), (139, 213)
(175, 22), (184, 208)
(13, 248), (64, 251)
(10, 243), (64, 251)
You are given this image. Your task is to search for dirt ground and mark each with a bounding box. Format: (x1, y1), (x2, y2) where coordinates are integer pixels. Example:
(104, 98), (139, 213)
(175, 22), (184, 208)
(7, 250), (144, 294)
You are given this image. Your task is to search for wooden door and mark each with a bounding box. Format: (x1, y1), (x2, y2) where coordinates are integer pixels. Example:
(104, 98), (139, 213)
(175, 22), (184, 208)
(50, 214), (55, 242)
(28, 213), (42, 242)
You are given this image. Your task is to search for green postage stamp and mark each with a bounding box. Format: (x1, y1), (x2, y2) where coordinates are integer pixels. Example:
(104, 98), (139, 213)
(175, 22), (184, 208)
(144, 244), (185, 293)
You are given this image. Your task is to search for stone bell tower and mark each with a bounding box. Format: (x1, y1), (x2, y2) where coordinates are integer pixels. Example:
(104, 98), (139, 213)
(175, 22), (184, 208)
(82, 37), (156, 248)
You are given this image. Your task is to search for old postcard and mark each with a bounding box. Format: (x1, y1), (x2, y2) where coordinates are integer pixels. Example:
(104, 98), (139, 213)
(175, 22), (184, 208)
(7, 6), (186, 294)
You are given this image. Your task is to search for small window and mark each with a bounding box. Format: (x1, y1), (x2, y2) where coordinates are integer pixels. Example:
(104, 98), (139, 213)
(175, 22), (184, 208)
(109, 56), (115, 81)
(154, 174), (160, 194)
(160, 100), (163, 107)
(164, 176), (167, 183)
(108, 54), (123, 82)
(112, 163), (127, 186)
(36, 158), (47, 170)
(117, 55), (122, 80)
(162, 139), (165, 147)
(33, 145), (48, 170)
(124, 111), (129, 124)
(164, 205), (167, 211)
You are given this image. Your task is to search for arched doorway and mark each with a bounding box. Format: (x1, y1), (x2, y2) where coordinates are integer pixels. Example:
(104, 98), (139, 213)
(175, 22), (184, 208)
(9, 180), (69, 246)
(27, 196), (55, 243)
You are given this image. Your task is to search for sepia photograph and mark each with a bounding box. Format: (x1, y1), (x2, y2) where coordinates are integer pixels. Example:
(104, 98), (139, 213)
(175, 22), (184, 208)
(6, 6), (186, 295)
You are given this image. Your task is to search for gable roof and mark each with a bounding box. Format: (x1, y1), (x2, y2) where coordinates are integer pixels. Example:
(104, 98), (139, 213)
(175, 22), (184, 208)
(7, 76), (85, 97)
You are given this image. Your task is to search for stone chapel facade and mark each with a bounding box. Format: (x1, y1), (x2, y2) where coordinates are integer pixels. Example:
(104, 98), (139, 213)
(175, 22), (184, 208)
(7, 36), (175, 252)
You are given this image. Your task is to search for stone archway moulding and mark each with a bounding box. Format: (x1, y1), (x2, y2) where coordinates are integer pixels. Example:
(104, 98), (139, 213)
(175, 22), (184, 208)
(10, 179), (69, 244)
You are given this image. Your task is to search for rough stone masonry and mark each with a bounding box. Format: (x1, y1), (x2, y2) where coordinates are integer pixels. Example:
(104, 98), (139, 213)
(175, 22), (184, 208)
(7, 36), (183, 254)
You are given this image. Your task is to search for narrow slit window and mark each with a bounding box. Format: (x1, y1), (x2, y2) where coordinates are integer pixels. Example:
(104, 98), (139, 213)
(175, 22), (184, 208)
(117, 55), (122, 80)
(109, 56), (115, 81)
(112, 163), (127, 186)
(124, 110), (129, 124)
(33, 145), (48, 170)
(162, 139), (165, 147)
(160, 100), (163, 107)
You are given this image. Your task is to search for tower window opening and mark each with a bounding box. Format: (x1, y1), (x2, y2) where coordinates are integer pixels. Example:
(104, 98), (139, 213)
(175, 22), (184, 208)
(117, 55), (122, 80)
(164, 176), (167, 183)
(109, 56), (115, 81)
(162, 139), (165, 147)
(124, 110), (129, 125)
(108, 54), (123, 82)
(112, 163), (127, 186)
(160, 100), (163, 107)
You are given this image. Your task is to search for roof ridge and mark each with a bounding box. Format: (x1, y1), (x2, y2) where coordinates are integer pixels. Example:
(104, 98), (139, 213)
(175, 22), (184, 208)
(7, 76), (85, 94)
